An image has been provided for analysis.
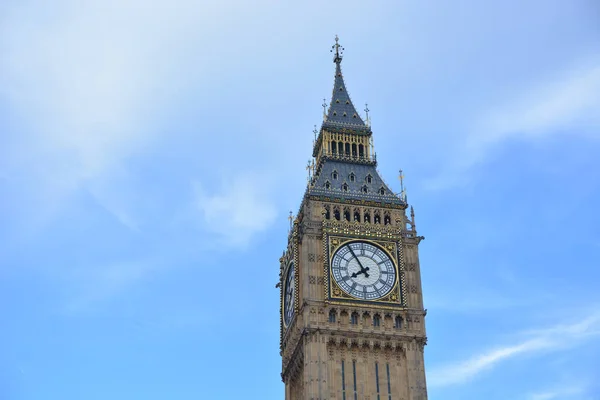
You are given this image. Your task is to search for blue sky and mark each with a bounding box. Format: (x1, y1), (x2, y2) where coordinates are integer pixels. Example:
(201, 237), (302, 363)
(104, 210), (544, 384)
(1, 1), (599, 399)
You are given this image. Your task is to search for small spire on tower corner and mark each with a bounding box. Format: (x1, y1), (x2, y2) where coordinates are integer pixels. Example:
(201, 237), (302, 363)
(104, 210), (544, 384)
(399, 169), (407, 203)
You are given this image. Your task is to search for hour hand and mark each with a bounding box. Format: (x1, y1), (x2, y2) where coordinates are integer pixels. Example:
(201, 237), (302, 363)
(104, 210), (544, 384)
(351, 266), (370, 278)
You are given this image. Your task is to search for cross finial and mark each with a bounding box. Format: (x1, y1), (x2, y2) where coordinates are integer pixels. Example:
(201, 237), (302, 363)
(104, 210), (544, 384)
(288, 211), (293, 231)
(331, 35), (344, 64)
(313, 125), (318, 141)
(322, 98), (328, 120)
(364, 103), (370, 127)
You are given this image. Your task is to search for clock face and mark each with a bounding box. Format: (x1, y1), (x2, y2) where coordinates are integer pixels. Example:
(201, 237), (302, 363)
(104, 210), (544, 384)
(283, 261), (295, 326)
(331, 241), (397, 300)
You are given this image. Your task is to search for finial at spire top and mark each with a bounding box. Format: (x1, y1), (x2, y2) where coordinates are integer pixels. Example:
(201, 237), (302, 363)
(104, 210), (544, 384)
(331, 35), (344, 64)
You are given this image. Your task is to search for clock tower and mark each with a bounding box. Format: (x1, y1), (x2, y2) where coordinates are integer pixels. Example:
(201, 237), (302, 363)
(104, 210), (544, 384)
(279, 37), (428, 400)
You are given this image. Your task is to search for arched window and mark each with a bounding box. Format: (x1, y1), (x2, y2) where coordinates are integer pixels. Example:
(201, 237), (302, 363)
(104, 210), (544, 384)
(331, 141), (337, 154)
(353, 209), (360, 222)
(334, 207), (341, 221)
(394, 316), (403, 329)
(373, 314), (381, 327)
(329, 309), (337, 323)
(324, 205), (331, 220)
(364, 211), (371, 223)
(359, 144), (364, 158)
(374, 211), (381, 224)
(384, 214), (391, 225)
(345, 143), (350, 156)
(350, 312), (359, 325)
(338, 142), (343, 155)
(332, 170), (338, 180)
(352, 143), (357, 157)
(366, 174), (373, 184)
(379, 187), (385, 195)
(325, 181), (331, 189)
(342, 183), (348, 192)
(361, 185), (368, 194)
(349, 173), (355, 182)
(343, 208), (351, 221)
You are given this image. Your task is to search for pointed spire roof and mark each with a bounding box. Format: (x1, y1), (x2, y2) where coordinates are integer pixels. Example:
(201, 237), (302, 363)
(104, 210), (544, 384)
(323, 36), (369, 132)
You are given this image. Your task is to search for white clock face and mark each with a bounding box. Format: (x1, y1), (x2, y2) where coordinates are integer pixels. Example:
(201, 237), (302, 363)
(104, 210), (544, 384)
(331, 241), (397, 300)
(283, 262), (295, 326)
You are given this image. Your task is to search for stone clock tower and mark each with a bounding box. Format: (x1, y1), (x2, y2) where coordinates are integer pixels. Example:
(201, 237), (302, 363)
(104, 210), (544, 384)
(279, 37), (428, 400)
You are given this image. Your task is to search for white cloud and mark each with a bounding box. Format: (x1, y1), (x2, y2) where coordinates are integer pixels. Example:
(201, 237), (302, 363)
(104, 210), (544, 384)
(476, 61), (600, 142)
(428, 310), (600, 387)
(193, 172), (278, 248)
(426, 58), (600, 190)
(0, 0), (257, 229)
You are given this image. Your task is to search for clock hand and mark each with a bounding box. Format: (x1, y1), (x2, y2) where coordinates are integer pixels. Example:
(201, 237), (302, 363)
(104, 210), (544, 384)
(348, 246), (370, 278)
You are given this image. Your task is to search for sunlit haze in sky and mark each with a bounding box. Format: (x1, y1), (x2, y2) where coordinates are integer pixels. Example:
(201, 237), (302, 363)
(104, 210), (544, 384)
(1, 1), (600, 399)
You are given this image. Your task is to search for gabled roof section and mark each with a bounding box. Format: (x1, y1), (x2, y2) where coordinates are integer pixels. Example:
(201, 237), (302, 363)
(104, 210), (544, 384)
(323, 36), (369, 132)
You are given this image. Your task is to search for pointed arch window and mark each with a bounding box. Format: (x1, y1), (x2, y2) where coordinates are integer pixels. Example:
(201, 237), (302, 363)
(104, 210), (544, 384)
(331, 141), (337, 154)
(361, 185), (368, 194)
(366, 174), (373, 184)
(343, 207), (351, 221)
(349, 173), (355, 182)
(373, 314), (381, 327)
(364, 211), (371, 223)
(350, 312), (359, 325)
(353, 209), (360, 222)
(394, 316), (403, 329)
(374, 211), (381, 224)
(379, 187), (385, 195)
(324, 205), (331, 220)
(333, 207), (341, 221)
(384, 214), (391, 225)
(325, 181), (331, 189)
(329, 309), (337, 323)
(342, 183), (348, 192)
(332, 170), (338, 180)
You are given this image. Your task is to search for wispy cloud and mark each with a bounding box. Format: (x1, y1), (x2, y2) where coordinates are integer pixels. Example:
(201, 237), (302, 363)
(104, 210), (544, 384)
(193, 172), (278, 248)
(0, 0), (257, 231)
(63, 259), (157, 313)
(528, 383), (587, 400)
(426, 58), (600, 190)
(428, 310), (600, 387)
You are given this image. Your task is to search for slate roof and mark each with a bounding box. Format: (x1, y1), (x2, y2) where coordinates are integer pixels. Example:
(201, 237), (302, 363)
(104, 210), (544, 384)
(308, 160), (406, 207)
(323, 62), (368, 132)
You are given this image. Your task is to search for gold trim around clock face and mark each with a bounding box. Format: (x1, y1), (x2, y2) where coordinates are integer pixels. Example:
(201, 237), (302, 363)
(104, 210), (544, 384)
(326, 235), (404, 305)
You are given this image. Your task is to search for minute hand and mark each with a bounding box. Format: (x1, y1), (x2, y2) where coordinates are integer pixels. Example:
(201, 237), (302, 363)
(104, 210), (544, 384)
(348, 246), (370, 278)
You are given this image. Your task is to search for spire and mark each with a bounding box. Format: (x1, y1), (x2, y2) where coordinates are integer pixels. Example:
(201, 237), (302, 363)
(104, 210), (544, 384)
(323, 36), (367, 131)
